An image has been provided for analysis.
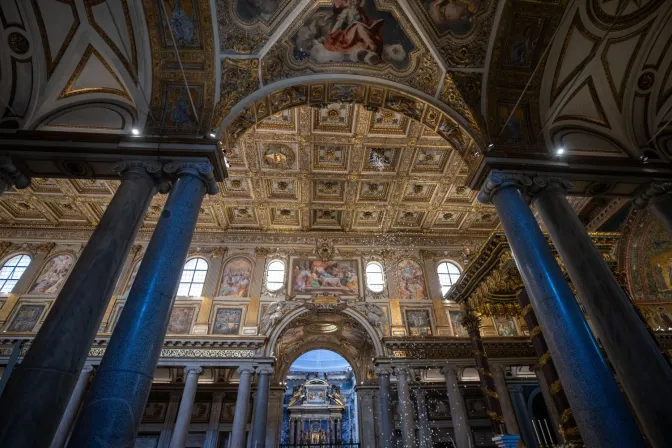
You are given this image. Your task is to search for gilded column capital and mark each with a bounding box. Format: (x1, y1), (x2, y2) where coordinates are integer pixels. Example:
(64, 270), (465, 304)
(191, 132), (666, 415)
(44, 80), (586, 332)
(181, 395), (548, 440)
(477, 171), (532, 204)
(633, 183), (672, 208)
(164, 161), (219, 195)
(460, 309), (482, 333)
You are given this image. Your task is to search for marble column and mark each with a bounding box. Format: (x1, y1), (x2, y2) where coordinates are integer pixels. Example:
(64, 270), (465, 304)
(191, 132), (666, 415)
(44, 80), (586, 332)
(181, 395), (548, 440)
(478, 172), (644, 448)
(508, 386), (537, 448)
(49, 365), (94, 448)
(266, 387), (284, 448)
(519, 288), (580, 445)
(377, 367), (395, 447)
(461, 310), (505, 434)
(289, 419), (295, 445)
(490, 365), (519, 437)
(204, 392), (225, 448)
(442, 366), (473, 448)
(0, 161), (163, 447)
(158, 392), (182, 447)
(69, 162), (218, 447)
(170, 366), (203, 448)
(414, 389), (432, 448)
(250, 366), (272, 448)
(634, 183), (672, 232)
(531, 176), (672, 448)
(230, 367), (253, 448)
(396, 367), (417, 448)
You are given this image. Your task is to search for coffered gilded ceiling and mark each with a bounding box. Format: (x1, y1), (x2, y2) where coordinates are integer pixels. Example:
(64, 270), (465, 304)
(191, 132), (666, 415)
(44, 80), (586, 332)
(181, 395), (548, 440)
(0, 103), (498, 236)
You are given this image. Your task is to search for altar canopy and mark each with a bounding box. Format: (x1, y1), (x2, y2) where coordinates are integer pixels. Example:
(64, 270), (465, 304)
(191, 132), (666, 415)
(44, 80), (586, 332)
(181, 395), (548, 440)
(287, 378), (346, 444)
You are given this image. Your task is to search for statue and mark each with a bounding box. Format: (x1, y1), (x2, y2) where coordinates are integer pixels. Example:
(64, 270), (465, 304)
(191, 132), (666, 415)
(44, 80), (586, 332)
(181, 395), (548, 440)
(328, 385), (346, 406)
(260, 301), (300, 335)
(288, 384), (306, 407)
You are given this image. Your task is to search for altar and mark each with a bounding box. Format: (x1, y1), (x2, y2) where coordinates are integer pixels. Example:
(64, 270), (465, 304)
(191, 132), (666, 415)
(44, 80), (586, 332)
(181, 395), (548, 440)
(287, 378), (346, 444)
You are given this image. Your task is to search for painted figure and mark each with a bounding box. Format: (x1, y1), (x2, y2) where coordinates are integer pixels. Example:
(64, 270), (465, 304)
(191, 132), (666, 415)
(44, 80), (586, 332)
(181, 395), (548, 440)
(29, 254), (74, 295)
(168, 0), (196, 46)
(219, 258), (253, 297)
(426, 0), (481, 34)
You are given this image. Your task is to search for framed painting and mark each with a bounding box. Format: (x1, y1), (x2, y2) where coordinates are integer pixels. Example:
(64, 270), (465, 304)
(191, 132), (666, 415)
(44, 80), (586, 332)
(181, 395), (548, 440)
(166, 305), (198, 334)
(212, 306), (244, 335)
(218, 257), (253, 298)
(6, 303), (46, 332)
(396, 259), (428, 300)
(289, 258), (362, 297)
(405, 309), (433, 336)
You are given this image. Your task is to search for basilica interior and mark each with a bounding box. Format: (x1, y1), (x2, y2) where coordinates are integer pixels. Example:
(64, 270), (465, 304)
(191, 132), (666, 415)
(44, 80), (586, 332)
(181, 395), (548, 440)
(0, 0), (671, 447)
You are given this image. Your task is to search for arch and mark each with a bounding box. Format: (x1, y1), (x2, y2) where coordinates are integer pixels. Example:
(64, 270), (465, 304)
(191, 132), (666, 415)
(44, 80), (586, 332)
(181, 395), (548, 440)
(0, 253), (32, 293)
(216, 75), (484, 169)
(265, 304), (385, 358)
(278, 343), (360, 385)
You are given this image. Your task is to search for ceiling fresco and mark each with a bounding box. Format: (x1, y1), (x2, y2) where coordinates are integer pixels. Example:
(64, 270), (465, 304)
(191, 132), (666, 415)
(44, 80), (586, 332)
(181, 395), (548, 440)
(2, 0), (671, 193)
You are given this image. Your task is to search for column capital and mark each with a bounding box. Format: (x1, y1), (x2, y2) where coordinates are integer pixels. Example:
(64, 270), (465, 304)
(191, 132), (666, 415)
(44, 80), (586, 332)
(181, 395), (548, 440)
(375, 367), (393, 376)
(113, 160), (170, 194)
(395, 366), (413, 377)
(477, 172), (533, 204)
(634, 183), (672, 208)
(237, 365), (255, 375)
(164, 161), (219, 195)
(460, 309), (482, 333)
(527, 176), (573, 197)
(256, 365), (274, 375)
(81, 365), (95, 374)
(184, 366), (203, 376)
(441, 365), (459, 377)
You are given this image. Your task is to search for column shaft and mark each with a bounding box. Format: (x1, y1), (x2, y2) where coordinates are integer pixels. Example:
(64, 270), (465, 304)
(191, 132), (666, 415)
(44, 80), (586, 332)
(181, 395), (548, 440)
(442, 367), (473, 448)
(230, 368), (253, 448)
(518, 288), (580, 444)
(462, 312), (505, 434)
(170, 367), (202, 448)
(533, 183), (672, 448)
(396, 368), (417, 447)
(250, 369), (271, 448)
(357, 388), (377, 448)
(69, 164), (213, 447)
(0, 162), (159, 447)
(482, 176), (643, 447)
(415, 389), (431, 448)
(377, 371), (395, 446)
(204, 392), (224, 448)
(490, 365), (519, 436)
(49, 365), (94, 448)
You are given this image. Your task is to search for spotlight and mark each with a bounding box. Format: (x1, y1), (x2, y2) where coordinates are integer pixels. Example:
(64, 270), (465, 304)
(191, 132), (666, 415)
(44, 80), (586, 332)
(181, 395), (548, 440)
(224, 157), (231, 169)
(208, 132), (216, 138)
(131, 128), (140, 136)
(555, 147), (565, 155)
(487, 143), (494, 151)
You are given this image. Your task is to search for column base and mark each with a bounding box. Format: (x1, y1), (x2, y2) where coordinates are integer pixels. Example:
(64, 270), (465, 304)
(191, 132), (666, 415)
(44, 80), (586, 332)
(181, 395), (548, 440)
(492, 434), (520, 448)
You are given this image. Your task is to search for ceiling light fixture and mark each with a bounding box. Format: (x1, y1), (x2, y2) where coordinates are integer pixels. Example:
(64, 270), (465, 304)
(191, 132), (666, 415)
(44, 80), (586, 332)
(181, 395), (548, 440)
(556, 147), (565, 155)
(208, 132), (216, 138)
(131, 128), (140, 136)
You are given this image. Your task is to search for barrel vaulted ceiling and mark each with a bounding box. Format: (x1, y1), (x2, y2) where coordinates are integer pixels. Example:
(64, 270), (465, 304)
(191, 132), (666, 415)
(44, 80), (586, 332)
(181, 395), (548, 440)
(1, 0), (671, 235)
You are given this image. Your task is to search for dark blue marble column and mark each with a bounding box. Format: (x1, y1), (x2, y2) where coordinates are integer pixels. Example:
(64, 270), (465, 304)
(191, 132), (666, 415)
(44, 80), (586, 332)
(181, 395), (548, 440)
(0, 161), (162, 448)
(478, 172), (644, 448)
(68, 162), (218, 447)
(532, 177), (672, 448)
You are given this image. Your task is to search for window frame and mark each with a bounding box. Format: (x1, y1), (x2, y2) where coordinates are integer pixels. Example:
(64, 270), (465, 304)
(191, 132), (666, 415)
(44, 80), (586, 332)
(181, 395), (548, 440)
(177, 257), (209, 297)
(437, 260), (462, 297)
(265, 259), (286, 292)
(0, 254), (32, 294)
(365, 261), (385, 293)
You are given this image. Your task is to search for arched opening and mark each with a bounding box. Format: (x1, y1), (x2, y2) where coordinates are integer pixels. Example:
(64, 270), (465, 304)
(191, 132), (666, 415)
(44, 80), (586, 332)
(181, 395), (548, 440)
(282, 349), (358, 446)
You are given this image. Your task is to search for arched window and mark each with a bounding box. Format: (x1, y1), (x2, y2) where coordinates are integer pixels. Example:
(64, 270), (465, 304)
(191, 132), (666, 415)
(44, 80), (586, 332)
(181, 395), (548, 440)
(437, 261), (461, 296)
(0, 254), (32, 293)
(177, 258), (208, 297)
(266, 260), (285, 292)
(365, 262), (385, 293)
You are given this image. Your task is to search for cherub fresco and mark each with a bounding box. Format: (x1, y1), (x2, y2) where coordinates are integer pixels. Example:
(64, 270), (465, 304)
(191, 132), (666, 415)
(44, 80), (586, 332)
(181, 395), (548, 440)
(294, 0), (411, 66)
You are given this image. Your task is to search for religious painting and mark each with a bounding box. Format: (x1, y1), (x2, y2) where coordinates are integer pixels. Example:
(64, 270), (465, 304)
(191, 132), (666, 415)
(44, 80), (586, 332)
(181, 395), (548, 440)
(6, 304), (45, 332)
(396, 259), (427, 300)
(160, 0), (201, 48)
(29, 254), (75, 295)
(502, 15), (544, 69)
(122, 260), (141, 296)
(167, 306), (196, 334)
(142, 402), (168, 423)
(497, 102), (530, 145)
(235, 0), (285, 23)
(423, 0), (483, 36)
(640, 304), (672, 332)
(493, 316), (518, 336)
(406, 309), (432, 336)
(161, 84), (203, 129)
(290, 259), (360, 296)
(448, 310), (468, 336)
(219, 257), (253, 297)
(212, 307), (243, 335)
(292, 0), (415, 68)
